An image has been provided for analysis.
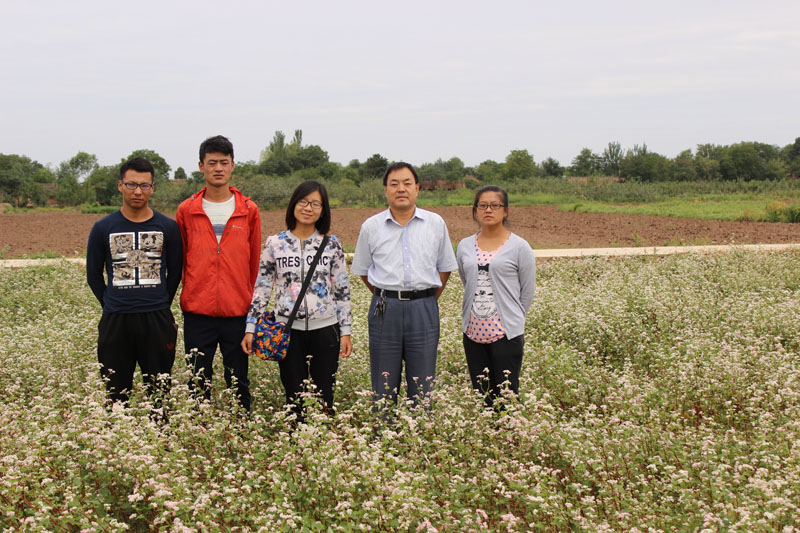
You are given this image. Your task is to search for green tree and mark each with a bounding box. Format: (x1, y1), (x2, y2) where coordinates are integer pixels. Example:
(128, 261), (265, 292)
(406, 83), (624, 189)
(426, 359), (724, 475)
(751, 142), (781, 163)
(59, 152), (98, 183)
(473, 160), (504, 182)
(418, 157), (466, 184)
(55, 173), (82, 206)
(19, 179), (48, 206)
(601, 142), (623, 176)
(190, 170), (205, 185)
(315, 161), (340, 180)
(360, 154), (389, 182)
(696, 143), (724, 160)
(260, 131), (292, 176)
(719, 142), (767, 180)
(693, 156), (722, 181)
(541, 157), (564, 177)
(84, 166), (121, 205)
(261, 130), (287, 161)
(294, 145), (329, 170)
(231, 161), (262, 181)
(123, 149), (170, 184)
(173, 167), (187, 181)
(54, 152), (99, 205)
(62, 152), (100, 183)
(285, 129), (304, 170)
(443, 157), (466, 183)
(765, 158), (788, 181)
(0, 159), (25, 206)
(0, 154), (50, 206)
(671, 150), (697, 181)
(619, 150), (671, 182)
(569, 148), (601, 176)
(503, 149), (536, 180)
(782, 137), (800, 177)
(336, 166), (360, 183)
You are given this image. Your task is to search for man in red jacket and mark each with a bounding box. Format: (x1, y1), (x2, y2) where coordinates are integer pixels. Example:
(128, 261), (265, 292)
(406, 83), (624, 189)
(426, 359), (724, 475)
(177, 135), (261, 410)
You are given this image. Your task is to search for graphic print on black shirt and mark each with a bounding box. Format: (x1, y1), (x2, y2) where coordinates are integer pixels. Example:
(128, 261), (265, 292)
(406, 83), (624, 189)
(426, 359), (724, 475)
(109, 231), (163, 287)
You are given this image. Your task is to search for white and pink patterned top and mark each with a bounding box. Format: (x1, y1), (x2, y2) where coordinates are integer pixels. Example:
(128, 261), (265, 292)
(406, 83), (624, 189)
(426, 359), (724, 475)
(465, 238), (507, 343)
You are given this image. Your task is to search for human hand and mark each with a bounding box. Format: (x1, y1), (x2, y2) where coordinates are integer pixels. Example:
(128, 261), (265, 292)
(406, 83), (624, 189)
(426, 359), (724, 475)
(241, 333), (254, 355)
(340, 335), (352, 358)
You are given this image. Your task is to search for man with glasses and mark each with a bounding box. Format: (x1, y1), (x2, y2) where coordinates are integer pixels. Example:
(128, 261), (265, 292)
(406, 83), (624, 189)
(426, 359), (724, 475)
(87, 157), (182, 411)
(177, 135), (261, 411)
(352, 162), (458, 410)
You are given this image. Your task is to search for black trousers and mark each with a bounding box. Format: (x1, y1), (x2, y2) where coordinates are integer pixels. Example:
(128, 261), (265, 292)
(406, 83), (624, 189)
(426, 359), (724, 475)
(462, 333), (524, 408)
(279, 325), (340, 420)
(184, 313), (251, 411)
(97, 309), (177, 406)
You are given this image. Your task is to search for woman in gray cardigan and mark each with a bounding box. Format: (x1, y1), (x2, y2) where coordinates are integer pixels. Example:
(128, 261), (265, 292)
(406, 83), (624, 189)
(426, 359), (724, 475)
(456, 185), (536, 408)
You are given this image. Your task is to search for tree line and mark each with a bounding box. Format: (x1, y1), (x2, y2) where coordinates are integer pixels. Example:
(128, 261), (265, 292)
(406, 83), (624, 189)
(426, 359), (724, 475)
(2, 131), (799, 209)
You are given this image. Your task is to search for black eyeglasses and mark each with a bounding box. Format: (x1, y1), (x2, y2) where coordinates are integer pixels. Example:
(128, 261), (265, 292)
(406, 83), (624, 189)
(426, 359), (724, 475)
(476, 203), (505, 211)
(121, 182), (154, 191)
(297, 199), (323, 210)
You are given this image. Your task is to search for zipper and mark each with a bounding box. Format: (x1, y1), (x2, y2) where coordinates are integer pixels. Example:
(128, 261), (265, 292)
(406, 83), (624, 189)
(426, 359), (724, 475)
(198, 209), (223, 315)
(204, 193), (239, 315)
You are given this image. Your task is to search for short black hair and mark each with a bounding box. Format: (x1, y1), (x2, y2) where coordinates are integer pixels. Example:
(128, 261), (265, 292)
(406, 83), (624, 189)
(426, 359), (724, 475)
(285, 180), (331, 235)
(473, 185), (509, 226)
(199, 135), (234, 162)
(119, 157), (155, 182)
(382, 161), (419, 186)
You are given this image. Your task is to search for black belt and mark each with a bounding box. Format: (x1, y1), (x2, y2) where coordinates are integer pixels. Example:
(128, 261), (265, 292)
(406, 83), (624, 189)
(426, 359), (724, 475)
(377, 288), (436, 300)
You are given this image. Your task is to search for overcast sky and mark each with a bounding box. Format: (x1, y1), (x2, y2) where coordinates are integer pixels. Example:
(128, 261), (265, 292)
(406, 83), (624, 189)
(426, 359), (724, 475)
(1, 0), (798, 173)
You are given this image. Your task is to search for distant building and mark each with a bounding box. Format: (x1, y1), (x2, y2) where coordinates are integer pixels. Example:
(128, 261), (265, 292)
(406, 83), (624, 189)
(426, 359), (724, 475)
(420, 175), (480, 191)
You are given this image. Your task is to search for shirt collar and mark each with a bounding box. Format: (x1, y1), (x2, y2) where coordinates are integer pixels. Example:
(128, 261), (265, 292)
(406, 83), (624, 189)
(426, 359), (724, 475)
(383, 207), (425, 225)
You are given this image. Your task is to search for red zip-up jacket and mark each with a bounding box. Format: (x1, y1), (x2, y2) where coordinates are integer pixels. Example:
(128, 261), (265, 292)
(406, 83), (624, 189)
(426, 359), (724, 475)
(177, 186), (262, 317)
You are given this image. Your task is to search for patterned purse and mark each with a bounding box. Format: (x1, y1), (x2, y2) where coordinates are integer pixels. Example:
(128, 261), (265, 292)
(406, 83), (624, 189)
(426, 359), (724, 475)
(253, 235), (329, 362)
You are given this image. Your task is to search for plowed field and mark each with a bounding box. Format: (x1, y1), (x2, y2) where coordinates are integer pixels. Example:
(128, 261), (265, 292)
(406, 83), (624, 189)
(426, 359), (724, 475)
(1, 205), (798, 257)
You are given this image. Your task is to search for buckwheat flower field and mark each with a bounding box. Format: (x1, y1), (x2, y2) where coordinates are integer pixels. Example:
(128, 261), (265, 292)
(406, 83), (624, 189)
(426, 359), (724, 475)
(2, 251), (799, 531)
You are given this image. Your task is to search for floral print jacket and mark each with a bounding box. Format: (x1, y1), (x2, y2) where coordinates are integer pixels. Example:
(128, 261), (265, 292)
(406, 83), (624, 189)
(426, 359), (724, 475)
(245, 230), (352, 335)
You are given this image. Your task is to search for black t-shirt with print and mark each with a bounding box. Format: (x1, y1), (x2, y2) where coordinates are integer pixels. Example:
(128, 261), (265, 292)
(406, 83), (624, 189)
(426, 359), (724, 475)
(86, 210), (182, 313)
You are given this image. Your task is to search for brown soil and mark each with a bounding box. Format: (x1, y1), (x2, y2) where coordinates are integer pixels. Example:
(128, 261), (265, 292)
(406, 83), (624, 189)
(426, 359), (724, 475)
(1, 206), (798, 258)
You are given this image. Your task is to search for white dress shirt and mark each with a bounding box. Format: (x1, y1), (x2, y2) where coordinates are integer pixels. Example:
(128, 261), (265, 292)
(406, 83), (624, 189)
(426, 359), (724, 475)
(351, 208), (458, 291)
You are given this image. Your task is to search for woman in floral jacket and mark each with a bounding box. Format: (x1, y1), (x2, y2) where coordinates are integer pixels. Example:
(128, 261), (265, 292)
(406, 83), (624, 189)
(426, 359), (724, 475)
(241, 181), (352, 419)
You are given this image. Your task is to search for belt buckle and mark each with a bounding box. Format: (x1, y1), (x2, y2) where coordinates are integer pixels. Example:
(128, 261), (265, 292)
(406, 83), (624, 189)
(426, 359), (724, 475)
(397, 290), (411, 301)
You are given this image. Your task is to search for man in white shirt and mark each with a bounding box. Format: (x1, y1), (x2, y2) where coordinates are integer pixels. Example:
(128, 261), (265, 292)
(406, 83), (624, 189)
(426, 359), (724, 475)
(351, 162), (458, 408)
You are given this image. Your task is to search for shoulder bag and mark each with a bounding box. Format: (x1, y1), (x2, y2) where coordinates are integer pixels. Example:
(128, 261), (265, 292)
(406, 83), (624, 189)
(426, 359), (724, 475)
(252, 235), (330, 362)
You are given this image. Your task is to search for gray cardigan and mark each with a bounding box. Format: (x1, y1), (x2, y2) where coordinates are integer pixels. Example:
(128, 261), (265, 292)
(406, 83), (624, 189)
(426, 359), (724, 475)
(456, 233), (536, 340)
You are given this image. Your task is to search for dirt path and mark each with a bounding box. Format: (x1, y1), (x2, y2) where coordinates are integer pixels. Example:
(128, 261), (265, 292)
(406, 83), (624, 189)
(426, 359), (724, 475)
(1, 206), (798, 258)
(5, 243), (800, 270)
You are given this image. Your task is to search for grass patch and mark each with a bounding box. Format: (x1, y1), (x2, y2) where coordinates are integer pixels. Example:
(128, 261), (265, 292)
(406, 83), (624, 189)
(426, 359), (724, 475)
(561, 195), (797, 221)
(18, 250), (66, 259)
(80, 202), (119, 214)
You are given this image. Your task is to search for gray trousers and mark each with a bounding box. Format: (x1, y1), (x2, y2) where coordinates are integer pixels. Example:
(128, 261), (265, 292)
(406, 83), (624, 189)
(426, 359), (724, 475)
(368, 293), (439, 406)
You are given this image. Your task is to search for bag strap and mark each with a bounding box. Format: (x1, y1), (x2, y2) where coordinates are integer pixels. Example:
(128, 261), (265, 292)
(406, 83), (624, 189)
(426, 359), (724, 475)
(285, 234), (330, 330)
